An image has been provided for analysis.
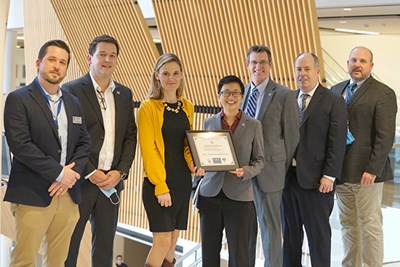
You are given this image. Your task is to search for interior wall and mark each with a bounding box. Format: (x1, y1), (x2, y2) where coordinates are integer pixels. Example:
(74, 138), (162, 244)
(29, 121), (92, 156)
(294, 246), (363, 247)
(321, 34), (400, 92)
(321, 34), (400, 126)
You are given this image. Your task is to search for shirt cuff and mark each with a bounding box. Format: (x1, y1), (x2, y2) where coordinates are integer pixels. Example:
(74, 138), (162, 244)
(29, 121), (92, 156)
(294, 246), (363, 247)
(56, 169), (64, 182)
(324, 175), (336, 182)
(85, 169), (97, 179)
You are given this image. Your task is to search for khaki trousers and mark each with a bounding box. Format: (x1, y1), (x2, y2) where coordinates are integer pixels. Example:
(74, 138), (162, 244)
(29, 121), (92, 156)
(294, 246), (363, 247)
(336, 182), (384, 267)
(10, 193), (79, 267)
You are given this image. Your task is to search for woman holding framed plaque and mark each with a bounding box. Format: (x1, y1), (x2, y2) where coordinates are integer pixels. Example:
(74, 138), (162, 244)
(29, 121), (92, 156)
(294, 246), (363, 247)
(138, 53), (200, 267)
(197, 75), (265, 267)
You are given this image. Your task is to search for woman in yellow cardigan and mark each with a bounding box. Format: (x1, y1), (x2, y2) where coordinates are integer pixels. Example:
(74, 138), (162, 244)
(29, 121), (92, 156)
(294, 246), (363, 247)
(138, 53), (200, 267)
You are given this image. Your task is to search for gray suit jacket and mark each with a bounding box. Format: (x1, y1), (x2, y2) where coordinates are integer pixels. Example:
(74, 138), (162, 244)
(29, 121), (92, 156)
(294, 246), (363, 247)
(199, 112), (264, 202)
(331, 75), (397, 183)
(242, 79), (299, 192)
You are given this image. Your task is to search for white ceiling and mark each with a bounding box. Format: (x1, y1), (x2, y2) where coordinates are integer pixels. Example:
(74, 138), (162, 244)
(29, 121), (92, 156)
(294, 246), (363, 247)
(316, 4), (400, 35)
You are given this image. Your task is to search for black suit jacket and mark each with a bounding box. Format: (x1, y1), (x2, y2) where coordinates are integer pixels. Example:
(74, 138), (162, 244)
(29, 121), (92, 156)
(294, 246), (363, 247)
(62, 73), (137, 190)
(294, 84), (347, 189)
(331, 76), (397, 183)
(3, 78), (91, 206)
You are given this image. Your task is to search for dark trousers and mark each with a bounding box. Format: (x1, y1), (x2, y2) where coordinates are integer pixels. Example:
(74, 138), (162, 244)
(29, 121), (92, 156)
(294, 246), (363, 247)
(198, 192), (257, 267)
(65, 182), (120, 267)
(282, 168), (334, 267)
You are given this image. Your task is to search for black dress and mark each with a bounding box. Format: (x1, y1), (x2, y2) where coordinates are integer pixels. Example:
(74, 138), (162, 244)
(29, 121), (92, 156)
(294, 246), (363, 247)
(142, 101), (192, 232)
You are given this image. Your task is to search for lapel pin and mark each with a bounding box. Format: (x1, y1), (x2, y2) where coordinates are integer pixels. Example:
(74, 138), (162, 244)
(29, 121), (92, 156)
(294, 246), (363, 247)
(241, 123), (245, 127)
(268, 93), (272, 96)
(116, 91), (120, 95)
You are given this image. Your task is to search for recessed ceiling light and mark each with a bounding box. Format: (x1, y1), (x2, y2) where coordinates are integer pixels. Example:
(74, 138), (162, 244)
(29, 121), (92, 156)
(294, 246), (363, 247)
(340, 21), (347, 24)
(343, 8), (352, 11)
(334, 28), (379, 35)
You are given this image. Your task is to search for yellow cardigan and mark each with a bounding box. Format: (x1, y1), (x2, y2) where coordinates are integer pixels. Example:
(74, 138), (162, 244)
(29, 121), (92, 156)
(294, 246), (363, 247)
(137, 97), (194, 195)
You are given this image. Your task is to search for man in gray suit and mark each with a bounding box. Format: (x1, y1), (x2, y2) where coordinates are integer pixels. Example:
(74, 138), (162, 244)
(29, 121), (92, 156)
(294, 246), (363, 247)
(331, 46), (397, 267)
(242, 45), (299, 267)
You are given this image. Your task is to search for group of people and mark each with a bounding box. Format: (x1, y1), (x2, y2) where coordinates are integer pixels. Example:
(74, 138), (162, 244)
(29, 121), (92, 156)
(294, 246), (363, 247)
(2, 33), (396, 267)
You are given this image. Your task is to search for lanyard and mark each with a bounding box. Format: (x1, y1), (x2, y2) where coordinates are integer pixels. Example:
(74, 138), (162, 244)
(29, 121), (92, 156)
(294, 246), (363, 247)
(36, 78), (63, 127)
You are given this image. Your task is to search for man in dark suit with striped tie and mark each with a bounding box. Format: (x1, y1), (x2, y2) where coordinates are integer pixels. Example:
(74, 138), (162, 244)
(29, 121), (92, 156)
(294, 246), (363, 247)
(282, 52), (347, 267)
(331, 46), (397, 267)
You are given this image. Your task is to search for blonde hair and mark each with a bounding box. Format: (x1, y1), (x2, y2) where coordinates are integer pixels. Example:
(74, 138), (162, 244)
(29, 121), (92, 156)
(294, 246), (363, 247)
(148, 53), (184, 99)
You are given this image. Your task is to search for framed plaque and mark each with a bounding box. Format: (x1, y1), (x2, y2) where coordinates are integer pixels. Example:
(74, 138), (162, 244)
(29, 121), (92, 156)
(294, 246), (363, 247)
(186, 130), (239, 171)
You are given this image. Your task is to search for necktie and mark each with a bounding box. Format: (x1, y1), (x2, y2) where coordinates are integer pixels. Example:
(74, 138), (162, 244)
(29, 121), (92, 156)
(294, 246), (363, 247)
(345, 83), (357, 106)
(245, 87), (259, 118)
(299, 93), (309, 123)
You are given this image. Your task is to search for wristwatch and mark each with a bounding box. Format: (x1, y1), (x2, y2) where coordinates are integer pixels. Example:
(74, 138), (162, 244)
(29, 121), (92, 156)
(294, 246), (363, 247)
(118, 170), (128, 180)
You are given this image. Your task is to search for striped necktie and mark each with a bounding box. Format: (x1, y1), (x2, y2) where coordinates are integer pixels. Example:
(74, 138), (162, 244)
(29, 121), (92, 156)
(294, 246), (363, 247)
(299, 93), (309, 123)
(345, 83), (357, 106)
(245, 87), (259, 118)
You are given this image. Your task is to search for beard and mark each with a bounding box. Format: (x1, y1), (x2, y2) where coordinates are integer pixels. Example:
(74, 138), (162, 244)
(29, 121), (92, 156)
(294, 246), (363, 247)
(43, 72), (65, 85)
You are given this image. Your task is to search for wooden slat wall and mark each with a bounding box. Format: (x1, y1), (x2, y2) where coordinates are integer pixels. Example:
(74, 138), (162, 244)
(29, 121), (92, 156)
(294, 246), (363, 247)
(153, 0), (325, 108)
(50, 0), (159, 100)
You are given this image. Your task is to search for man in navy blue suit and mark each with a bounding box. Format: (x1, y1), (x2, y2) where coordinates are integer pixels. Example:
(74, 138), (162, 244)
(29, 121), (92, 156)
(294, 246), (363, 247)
(3, 39), (91, 266)
(64, 35), (137, 267)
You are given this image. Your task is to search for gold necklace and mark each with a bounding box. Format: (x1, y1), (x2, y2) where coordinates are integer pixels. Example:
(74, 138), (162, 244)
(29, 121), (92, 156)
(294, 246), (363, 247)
(163, 101), (182, 113)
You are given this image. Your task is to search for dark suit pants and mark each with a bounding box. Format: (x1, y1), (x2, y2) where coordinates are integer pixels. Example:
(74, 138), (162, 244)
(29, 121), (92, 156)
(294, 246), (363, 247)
(198, 192), (257, 267)
(282, 170), (334, 267)
(65, 182), (120, 267)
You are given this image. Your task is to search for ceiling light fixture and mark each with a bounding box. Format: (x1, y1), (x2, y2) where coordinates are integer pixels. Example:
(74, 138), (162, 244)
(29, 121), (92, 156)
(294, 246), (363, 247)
(334, 28), (379, 35)
(343, 8), (352, 11)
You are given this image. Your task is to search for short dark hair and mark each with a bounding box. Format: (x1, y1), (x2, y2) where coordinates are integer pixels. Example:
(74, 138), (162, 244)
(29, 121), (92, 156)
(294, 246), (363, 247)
(38, 39), (71, 66)
(217, 75), (245, 95)
(88, 35), (120, 56)
(246, 45), (272, 62)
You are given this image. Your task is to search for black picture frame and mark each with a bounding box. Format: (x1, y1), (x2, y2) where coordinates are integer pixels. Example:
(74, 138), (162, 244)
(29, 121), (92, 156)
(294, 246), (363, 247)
(186, 130), (239, 171)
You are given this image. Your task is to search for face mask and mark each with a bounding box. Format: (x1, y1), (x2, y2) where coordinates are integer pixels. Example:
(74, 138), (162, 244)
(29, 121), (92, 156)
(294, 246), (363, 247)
(100, 187), (120, 205)
(116, 259), (122, 265)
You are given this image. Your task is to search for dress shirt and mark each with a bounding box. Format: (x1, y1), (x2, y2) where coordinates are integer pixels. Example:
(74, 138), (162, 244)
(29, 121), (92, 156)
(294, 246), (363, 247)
(221, 109), (242, 134)
(90, 73), (116, 171)
(250, 77), (269, 118)
(39, 83), (68, 182)
(341, 75), (369, 99)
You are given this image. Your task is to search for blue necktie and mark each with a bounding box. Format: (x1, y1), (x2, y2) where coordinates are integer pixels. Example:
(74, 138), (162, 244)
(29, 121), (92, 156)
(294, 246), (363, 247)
(345, 83), (357, 106)
(299, 93), (309, 123)
(245, 87), (259, 118)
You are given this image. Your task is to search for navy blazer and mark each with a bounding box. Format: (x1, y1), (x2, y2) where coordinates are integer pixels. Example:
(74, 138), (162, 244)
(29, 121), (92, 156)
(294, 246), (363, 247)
(62, 73), (137, 191)
(294, 84), (347, 189)
(4, 79), (91, 206)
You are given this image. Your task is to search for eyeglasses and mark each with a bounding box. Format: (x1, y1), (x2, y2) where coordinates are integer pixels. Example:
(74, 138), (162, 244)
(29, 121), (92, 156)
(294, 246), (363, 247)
(219, 91), (242, 97)
(96, 90), (107, 110)
(248, 60), (270, 66)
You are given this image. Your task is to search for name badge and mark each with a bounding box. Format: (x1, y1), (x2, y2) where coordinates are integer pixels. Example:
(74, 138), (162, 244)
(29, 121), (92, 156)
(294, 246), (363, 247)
(72, 116), (82, 124)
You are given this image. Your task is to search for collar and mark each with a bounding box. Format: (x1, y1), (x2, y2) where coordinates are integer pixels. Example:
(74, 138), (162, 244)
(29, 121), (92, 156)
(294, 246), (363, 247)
(350, 75), (370, 88)
(251, 77), (270, 95)
(35, 77), (62, 100)
(299, 83), (319, 98)
(89, 72), (116, 93)
(221, 109), (243, 120)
